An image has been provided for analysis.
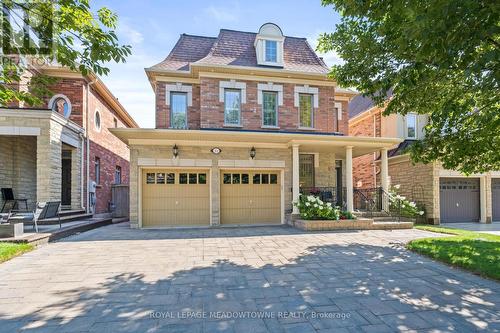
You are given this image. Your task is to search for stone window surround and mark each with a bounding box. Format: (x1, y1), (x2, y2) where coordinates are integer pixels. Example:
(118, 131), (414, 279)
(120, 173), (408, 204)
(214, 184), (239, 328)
(257, 83), (284, 106)
(48, 94), (72, 118)
(294, 85), (319, 108)
(219, 80), (247, 104)
(334, 102), (343, 121)
(165, 83), (193, 107)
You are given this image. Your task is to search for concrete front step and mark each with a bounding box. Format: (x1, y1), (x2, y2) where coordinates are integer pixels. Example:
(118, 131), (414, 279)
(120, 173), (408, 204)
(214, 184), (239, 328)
(59, 209), (86, 217)
(354, 211), (392, 218)
(39, 213), (93, 225)
(372, 216), (415, 223)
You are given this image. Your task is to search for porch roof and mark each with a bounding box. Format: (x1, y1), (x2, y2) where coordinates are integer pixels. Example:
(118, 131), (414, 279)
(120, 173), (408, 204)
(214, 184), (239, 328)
(110, 128), (402, 158)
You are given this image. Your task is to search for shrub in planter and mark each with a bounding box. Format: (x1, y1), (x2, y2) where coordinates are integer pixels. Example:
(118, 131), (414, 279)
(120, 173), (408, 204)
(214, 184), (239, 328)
(294, 195), (355, 220)
(389, 185), (425, 218)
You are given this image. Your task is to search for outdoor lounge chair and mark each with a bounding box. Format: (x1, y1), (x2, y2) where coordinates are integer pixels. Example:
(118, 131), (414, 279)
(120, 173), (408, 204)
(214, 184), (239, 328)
(1, 188), (28, 211)
(4, 201), (61, 233)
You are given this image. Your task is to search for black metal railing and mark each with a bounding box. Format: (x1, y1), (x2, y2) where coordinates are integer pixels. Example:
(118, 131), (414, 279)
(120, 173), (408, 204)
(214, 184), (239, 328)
(353, 187), (382, 214)
(300, 187), (346, 209)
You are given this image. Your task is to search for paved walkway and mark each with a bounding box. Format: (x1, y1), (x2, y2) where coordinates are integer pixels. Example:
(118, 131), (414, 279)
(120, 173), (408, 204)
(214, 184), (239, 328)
(0, 223), (498, 333)
(441, 222), (500, 236)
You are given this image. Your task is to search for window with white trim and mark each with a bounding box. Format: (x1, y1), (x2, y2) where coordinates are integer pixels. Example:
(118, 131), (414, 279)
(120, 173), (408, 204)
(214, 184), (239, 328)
(224, 89), (241, 125)
(262, 91), (278, 127)
(170, 92), (188, 129)
(406, 113), (417, 139)
(299, 94), (314, 128)
(265, 40), (277, 62)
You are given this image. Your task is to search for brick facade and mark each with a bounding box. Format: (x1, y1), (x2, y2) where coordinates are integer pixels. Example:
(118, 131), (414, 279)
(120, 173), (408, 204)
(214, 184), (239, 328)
(155, 78), (349, 135)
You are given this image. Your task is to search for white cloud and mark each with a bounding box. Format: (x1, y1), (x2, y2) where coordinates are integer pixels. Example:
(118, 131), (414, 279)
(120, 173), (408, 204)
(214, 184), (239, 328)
(118, 21), (144, 45)
(204, 5), (239, 22)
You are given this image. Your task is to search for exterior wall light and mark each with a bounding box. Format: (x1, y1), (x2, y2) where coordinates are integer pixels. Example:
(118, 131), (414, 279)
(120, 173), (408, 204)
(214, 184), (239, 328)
(250, 147), (256, 159)
(173, 144), (179, 158)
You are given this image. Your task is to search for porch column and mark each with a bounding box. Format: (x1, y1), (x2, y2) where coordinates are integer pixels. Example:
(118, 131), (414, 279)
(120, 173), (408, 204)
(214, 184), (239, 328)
(345, 146), (353, 212)
(380, 148), (389, 210)
(292, 144), (300, 214)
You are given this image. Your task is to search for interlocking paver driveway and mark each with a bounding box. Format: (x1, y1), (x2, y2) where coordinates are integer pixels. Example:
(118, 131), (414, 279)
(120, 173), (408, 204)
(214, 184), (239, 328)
(0, 223), (499, 333)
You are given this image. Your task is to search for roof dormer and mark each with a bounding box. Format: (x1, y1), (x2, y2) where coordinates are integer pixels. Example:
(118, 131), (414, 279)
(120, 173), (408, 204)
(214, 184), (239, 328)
(254, 23), (285, 67)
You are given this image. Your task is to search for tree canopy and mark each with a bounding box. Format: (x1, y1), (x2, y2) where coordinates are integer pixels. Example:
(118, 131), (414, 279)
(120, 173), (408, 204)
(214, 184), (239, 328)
(0, 0), (131, 107)
(318, 0), (500, 174)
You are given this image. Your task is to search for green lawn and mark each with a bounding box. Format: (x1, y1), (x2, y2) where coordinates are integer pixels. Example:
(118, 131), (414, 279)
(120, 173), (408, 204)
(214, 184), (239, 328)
(409, 225), (500, 280)
(0, 242), (34, 263)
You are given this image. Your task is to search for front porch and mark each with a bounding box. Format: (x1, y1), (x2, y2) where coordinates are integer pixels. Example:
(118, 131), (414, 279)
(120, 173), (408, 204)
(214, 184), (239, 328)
(0, 108), (85, 213)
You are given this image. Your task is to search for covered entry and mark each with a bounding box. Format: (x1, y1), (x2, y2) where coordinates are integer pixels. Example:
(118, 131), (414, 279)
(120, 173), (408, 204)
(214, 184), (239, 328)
(220, 170), (281, 225)
(439, 178), (480, 223)
(493, 178), (500, 222)
(141, 169), (210, 227)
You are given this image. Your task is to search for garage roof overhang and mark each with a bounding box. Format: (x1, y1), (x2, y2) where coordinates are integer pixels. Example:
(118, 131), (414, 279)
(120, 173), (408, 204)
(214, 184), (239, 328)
(110, 128), (402, 158)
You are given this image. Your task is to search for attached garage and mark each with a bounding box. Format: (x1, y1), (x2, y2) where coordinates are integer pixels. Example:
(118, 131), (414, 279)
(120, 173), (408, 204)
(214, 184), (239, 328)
(492, 178), (500, 222)
(220, 170), (282, 225)
(141, 169), (210, 227)
(439, 178), (480, 223)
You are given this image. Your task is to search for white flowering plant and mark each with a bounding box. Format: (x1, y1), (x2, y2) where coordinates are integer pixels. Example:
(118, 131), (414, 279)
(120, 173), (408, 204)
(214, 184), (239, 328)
(294, 195), (354, 220)
(388, 185), (425, 218)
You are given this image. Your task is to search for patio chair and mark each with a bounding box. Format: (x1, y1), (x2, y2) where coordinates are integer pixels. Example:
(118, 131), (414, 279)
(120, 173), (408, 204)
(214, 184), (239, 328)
(1, 188), (28, 211)
(5, 201), (61, 233)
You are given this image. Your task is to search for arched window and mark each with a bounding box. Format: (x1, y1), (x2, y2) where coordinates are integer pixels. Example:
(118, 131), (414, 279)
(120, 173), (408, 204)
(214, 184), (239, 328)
(48, 94), (72, 118)
(94, 110), (101, 131)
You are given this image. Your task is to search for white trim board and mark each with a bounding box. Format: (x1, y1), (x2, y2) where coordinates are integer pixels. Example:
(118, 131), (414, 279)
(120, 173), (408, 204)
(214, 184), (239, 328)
(0, 126), (40, 136)
(137, 158), (213, 167)
(218, 159), (285, 168)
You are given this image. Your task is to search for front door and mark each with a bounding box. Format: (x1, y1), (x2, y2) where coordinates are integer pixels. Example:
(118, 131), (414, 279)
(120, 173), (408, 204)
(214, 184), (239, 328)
(335, 160), (343, 206)
(61, 150), (72, 206)
(299, 154), (315, 188)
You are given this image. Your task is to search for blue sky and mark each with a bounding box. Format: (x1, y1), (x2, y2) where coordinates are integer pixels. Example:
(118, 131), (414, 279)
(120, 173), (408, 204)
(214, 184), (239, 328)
(94, 0), (342, 127)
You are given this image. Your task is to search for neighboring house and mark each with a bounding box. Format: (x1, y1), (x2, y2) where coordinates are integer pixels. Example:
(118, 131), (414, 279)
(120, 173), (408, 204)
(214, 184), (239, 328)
(349, 93), (499, 224)
(0, 63), (138, 217)
(111, 23), (401, 228)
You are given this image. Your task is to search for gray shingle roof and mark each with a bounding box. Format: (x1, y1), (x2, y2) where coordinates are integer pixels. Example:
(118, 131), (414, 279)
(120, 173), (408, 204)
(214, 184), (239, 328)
(348, 90), (393, 118)
(148, 29), (330, 74)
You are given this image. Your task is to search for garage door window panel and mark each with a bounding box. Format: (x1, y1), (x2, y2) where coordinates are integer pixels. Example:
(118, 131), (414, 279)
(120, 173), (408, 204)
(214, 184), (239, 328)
(189, 173), (197, 184)
(242, 174), (249, 184)
(253, 174), (261, 184)
(232, 174), (240, 184)
(179, 173), (188, 184)
(146, 173), (155, 184)
(223, 173), (231, 184)
(156, 173), (165, 184)
(198, 173), (207, 184)
(166, 173), (175, 184)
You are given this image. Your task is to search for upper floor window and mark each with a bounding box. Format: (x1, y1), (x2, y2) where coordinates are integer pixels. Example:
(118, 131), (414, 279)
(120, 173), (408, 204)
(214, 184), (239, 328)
(262, 91), (278, 127)
(49, 94), (71, 118)
(224, 89), (241, 125)
(113, 117), (118, 128)
(114, 166), (122, 184)
(265, 40), (277, 62)
(170, 92), (188, 129)
(406, 113), (417, 139)
(94, 110), (101, 132)
(299, 94), (314, 128)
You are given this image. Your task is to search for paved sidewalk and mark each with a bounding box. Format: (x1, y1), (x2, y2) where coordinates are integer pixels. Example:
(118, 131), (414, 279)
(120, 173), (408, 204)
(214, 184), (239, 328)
(441, 222), (500, 236)
(0, 223), (498, 332)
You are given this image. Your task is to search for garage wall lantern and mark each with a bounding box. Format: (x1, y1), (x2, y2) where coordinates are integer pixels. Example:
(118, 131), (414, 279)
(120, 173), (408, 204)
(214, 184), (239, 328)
(173, 144), (179, 158)
(250, 147), (256, 159)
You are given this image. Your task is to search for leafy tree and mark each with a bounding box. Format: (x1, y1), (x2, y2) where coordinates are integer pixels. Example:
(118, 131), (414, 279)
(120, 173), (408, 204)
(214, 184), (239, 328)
(318, 0), (500, 174)
(0, 0), (131, 107)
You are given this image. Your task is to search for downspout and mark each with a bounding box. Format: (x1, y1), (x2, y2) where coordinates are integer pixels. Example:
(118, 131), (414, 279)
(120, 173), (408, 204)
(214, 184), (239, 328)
(79, 132), (85, 210)
(86, 78), (97, 213)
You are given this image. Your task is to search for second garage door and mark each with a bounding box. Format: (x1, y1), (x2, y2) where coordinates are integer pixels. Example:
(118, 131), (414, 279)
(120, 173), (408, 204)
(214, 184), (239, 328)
(142, 169), (210, 227)
(492, 178), (500, 222)
(220, 170), (281, 225)
(439, 178), (480, 223)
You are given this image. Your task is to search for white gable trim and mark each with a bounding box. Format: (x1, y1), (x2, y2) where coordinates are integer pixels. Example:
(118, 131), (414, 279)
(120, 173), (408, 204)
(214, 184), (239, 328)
(294, 85), (319, 108)
(335, 102), (343, 120)
(219, 80), (247, 103)
(165, 83), (193, 107)
(257, 83), (283, 105)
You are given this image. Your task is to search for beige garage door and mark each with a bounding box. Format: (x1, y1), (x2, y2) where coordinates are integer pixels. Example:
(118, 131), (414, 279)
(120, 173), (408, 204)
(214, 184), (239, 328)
(142, 169), (210, 227)
(220, 170), (281, 225)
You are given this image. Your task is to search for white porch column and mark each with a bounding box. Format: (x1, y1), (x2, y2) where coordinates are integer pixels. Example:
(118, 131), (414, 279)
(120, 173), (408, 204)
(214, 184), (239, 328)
(380, 148), (389, 211)
(292, 144), (300, 214)
(345, 146), (353, 212)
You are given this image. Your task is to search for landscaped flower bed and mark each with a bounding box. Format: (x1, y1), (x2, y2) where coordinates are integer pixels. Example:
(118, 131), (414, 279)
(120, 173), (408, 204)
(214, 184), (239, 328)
(294, 195), (355, 221)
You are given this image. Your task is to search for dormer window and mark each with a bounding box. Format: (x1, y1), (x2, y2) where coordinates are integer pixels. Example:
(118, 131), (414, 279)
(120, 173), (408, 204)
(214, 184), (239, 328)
(265, 40), (277, 62)
(255, 23), (284, 67)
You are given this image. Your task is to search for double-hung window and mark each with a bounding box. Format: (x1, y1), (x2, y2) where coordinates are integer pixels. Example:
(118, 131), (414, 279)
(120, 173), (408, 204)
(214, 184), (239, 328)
(94, 157), (100, 185)
(406, 114), (417, 139)
(265, 40), (277, 62)
(299, 94), (313, 128)
(114, 166), (122, 184)
(262, 91), (278, 127)
(170, 92), (188, 129)
(224, 89), (241, 125)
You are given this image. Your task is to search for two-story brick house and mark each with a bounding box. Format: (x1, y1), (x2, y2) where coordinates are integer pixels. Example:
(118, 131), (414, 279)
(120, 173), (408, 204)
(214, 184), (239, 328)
(112, 23), (401, 228)
(349, 93), (499, 224)
(0, 62), (138, 218)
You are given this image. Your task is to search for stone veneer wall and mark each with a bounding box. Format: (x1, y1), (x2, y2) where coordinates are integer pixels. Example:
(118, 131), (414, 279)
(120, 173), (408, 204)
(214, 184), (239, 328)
(387, 156), (436, 224)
